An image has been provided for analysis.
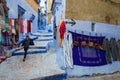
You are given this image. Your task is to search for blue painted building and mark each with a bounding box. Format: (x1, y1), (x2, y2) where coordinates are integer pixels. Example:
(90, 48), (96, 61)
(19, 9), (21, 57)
(7, 0), (38, 39)
(51, 0), (120, 77)
(38, 0), (47, 30)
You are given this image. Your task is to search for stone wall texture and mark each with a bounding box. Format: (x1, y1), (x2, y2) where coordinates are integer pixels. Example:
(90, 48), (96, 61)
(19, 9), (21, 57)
(66, 0), (120, 25)
(26, 0), (38, 12)
(47, 0), (53, 24)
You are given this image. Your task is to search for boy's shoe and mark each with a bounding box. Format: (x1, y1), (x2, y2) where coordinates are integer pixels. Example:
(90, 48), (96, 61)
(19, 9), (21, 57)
(23, 58), (25, 62)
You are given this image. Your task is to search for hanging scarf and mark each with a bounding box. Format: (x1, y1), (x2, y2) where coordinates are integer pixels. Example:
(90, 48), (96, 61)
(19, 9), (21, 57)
(8, 18), (12, 34)
(4, 16), (9, 31)
(58, 19), (66, 46)
(4, 16), (8, 24)
(117, 40), (120, 61)
(62, 32), (73, 68)
(20, 18), (24, 33)
(4, 31), (8, 46)
(11, 19), (16, 34)
(23, 19), (27, 34)
(59, 20), (66, 39)
(27, 20), (31, 33)
(1, 31), (4, 45)
(0, 29), (2, 45)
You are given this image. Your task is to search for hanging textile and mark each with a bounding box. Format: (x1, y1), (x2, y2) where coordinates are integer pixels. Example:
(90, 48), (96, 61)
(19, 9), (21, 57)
(0, 15), (4, 29)
(62, 32), (73, 68)
(59, 20), (66, 39)
(27, 20), (31, 33)
(8, 33), (11, 46)
(1, 31), (4, 45)
(117, 40), (120, 61)
(31, 22), (32, 33)
(4, 15), (8, 23)
(69, 31), (107, 66)
(4, 24), (9, 31)
(0, 4), (4, 45)
(58, 19), (66, 46)
(20, 18), (24, 33)
(23, 19), (27, 34)
(0, 29), (2, 45)
(8, 18), (12, 34)
(1, 31), (11, 46)
(4, 16), (9, 31)
(0, 16), (4, 45)
(4, 31), (9, 46)
(14, 19), (19, 41)
(103, 38), (112, 63)
(109, 38), (118, 61)
(29, 21), (31, 33)
(11, 19), (16, 34)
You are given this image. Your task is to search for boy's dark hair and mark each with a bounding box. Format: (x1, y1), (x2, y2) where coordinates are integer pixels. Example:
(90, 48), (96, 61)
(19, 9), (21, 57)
(26, 35), (29, 37)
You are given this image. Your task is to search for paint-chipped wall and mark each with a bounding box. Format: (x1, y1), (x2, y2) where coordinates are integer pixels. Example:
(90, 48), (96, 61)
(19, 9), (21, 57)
(47, 0), (53, 24)
(66, 0), (120, 25)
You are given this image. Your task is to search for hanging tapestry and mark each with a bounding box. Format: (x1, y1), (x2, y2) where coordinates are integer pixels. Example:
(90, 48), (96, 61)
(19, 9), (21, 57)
(2, 31), (11, 46)
(69, 31), (107, 66)
(27, 20), (31, 33)
(59, 20), (66, 39)
(4, 16), (9, 31)
(0, 15), (4, 45)
(117, 40), (120, 61)
(8, 18), (12, 34)
(109, 38), (118, 61)
(103, 38), (112, 64)
(4, 15), (8, 24)
(0, 29), (2, 45)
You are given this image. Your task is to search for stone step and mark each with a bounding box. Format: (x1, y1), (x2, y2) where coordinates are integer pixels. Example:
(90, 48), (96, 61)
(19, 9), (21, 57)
(12, 40), (52, 56)
(12, 48), (47, 56)
(33, 41), (50, 47)
(14, 32), (54, 56)
(32, 32), (53, 37)
(35, 39), (53, 41)
(31, 73), (67, 80)
(37, 36), (53, 40)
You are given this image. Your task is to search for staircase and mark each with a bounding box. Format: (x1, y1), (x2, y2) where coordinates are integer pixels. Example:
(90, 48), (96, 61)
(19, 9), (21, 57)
(12, 31), (54, 56)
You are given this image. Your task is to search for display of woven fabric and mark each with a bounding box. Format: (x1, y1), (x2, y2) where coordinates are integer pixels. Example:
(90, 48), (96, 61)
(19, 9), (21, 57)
(69, 31), (107, 66)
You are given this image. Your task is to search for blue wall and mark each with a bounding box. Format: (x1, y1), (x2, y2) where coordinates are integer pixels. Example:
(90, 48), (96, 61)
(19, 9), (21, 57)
(66, 19), (120, 40)
(7, 0), (38, 33)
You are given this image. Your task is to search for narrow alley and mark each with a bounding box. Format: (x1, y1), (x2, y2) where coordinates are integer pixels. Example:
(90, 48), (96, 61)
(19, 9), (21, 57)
(0, 0), (120, 80)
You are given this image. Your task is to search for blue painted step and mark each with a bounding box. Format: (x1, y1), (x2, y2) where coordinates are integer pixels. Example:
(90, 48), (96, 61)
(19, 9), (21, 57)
(35, 39), (53, 41)
(32, 32), (53, 37)
(31, 73), (67, 80)
(12, 48), (47, 56)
